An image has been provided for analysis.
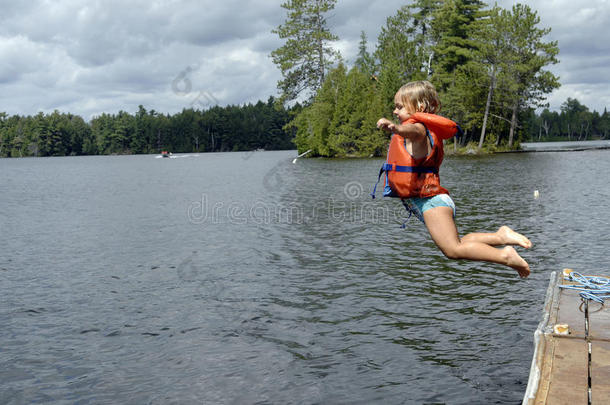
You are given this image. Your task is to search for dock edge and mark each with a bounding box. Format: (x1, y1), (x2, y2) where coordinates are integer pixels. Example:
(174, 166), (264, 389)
(522, 271), (559, 405)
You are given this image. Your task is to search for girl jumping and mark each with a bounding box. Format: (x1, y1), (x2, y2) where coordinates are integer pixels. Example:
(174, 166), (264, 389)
(376, 80), (531, 278)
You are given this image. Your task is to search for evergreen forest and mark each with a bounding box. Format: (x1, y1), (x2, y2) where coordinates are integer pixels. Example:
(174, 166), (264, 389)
(0, 98), (298, 158)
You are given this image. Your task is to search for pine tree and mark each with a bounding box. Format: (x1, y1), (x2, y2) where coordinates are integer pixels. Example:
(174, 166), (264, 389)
(503, 4), (560, 147)
(0, 112), (7, 157)
(560, 98), (588, 141)
(600, 108), (610, 139)
(375, 6), (425, 88)
(409, 0), (443, 76)
(132, 105), (149, 154)
(468, 6), (513, 148)
(430, 0), (484, 90)
(355, 31), (375, 75)
(32, 112), (50, 156)
(47, 110), (67, 156)
(271, 0), (340, 103)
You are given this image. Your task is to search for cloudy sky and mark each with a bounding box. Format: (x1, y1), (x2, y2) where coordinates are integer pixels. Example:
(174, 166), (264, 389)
(1, 0), (608, 120)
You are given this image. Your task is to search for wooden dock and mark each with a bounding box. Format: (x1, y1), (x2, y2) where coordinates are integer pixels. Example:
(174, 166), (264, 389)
(523, 270), (610, 404)
(520, 140), (610, 152)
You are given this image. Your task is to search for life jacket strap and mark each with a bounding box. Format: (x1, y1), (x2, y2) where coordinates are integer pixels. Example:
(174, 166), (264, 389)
(381, 163), (438, 174)
(456, 125), (464, 139)
(370, 165), (385, 199)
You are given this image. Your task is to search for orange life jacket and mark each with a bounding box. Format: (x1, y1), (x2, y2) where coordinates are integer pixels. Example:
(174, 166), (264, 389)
(371, 113), (462, 199)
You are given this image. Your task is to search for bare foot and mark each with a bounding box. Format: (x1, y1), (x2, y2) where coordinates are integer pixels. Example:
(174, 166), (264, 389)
(503, 246), (531, 278)
(498, 226), (532, 249)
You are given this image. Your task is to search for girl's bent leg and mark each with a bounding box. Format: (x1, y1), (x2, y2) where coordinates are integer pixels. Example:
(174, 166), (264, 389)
(422, 207), (530, 278)
(461, 226), (532, 249)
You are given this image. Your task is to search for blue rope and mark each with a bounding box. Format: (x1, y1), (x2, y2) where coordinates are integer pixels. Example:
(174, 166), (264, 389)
(559, 271), (610, 304)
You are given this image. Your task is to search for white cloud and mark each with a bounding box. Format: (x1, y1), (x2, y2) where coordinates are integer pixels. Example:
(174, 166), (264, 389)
(0, 35), (50, 83)
(0, 0), (608, 119)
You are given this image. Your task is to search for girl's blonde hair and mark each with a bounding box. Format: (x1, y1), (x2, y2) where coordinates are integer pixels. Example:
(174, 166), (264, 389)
(397, 80), (441, 114)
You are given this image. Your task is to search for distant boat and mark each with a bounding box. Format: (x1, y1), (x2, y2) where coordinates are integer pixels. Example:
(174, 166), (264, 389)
(161, 151), (171, 158)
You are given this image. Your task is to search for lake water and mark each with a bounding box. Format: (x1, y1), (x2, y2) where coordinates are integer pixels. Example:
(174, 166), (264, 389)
(2, 149), (610, 404)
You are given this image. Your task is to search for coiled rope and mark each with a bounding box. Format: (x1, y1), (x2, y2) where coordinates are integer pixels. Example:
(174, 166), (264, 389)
(559, 271), (610, 304)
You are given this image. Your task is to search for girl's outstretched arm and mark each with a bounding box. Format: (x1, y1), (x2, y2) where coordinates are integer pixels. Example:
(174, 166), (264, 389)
(376, 118), (426, 141)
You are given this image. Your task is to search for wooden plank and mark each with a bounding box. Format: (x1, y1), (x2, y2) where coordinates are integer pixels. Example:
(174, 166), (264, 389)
(588, 301), (610, 341)
(591, 340), (610, 403)
(538, 338), (588, 405)
(531, 334), (555, 405)
(555, 288), (586, 338)
(546, 274), (561, 328)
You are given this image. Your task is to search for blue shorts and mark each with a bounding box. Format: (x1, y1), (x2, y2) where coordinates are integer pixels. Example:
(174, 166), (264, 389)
(402, 194), (456, 223)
